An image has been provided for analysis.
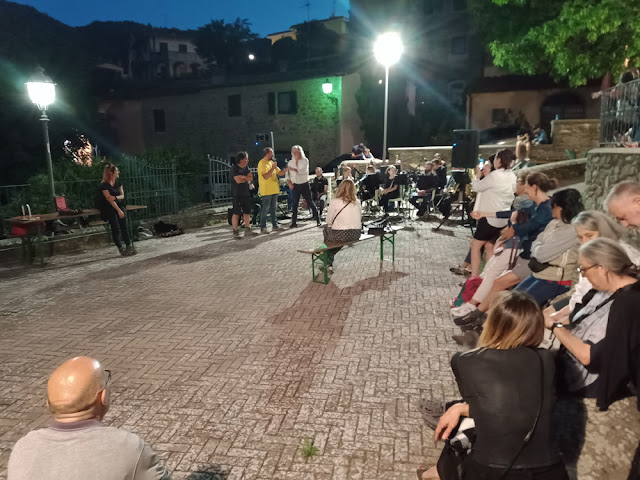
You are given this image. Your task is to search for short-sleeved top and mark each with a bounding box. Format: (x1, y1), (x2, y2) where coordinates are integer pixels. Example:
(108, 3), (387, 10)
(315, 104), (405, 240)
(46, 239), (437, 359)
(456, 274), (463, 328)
(257, 157), (281, 196)
(96, 181), (121, 214)
(383, 177), (400, 198)
(311, 176), (328, 195)
(230, 163), (251, 197)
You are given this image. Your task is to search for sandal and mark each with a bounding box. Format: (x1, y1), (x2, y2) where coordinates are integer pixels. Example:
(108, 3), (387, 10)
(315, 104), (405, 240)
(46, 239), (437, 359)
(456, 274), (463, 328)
(418, 398), (445, 430)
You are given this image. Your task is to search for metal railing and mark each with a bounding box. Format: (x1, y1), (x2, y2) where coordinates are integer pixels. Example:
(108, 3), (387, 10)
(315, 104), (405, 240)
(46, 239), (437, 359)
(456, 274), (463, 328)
(600, 77), (640, 146)
(208, 155), (258, 206)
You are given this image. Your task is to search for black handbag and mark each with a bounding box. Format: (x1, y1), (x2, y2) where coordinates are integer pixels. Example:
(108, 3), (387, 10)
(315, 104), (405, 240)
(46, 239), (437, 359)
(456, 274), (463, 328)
(528, 257), (552, 273)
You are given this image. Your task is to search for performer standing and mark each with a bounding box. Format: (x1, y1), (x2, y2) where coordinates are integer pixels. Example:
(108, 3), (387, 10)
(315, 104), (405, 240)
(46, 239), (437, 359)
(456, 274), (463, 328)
(97, 164), (136, 256)
(287, 145), (320, 228)
(257, 147), (288, 234)
(230, 151), (257, 239)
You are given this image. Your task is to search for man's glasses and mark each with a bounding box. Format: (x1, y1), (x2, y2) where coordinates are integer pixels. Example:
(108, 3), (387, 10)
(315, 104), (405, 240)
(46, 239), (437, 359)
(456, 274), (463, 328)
(104, 369), (112, 387)
(577, 264), (599, 274)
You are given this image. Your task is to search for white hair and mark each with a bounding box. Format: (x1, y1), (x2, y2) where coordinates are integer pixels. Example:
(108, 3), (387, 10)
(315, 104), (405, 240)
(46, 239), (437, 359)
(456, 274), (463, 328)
(604, 181), (640, 211)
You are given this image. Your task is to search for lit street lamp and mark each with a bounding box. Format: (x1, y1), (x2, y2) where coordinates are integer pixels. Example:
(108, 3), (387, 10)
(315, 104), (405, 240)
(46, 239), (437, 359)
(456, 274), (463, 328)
(27, 67), (57, 211)
(373, 32), (403, 161)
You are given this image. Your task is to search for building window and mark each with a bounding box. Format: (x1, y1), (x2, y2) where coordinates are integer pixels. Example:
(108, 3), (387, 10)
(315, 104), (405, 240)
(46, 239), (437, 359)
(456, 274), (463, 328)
(448, 81), (466, 107)
(153, 109), (166, 133)
(268, 92), (276, 115)
(492, 108), (509, 125)
(451, 36), (467, 55)
(453, 0), (466, 11)
(178, 44), (187, 53)
(424, 0), (444, 15)
(228, 94), (242, 117)
(277, 91), (297, 114)
(159, 42), (168, 55)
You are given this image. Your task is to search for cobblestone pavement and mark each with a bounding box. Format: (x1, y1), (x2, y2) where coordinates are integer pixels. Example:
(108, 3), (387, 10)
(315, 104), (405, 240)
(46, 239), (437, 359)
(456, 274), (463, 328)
(0, 218), (476, 479)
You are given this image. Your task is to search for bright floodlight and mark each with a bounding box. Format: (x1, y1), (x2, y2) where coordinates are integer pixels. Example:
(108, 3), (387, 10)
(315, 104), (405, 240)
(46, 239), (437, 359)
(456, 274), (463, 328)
(322, 80), (333, 95)
(373, 32), (403, 67)
(27, 67), (55, 110)
(248, 53), (255, 60)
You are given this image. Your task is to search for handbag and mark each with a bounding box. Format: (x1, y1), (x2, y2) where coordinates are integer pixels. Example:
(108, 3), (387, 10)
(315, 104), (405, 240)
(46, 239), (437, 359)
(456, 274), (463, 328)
(528, 257), (552, 273)
(323, 202), (351, 243)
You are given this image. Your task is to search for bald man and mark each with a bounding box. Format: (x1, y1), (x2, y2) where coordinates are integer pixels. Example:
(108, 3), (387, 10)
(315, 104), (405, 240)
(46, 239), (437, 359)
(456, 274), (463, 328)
(605, 180), (640, 228)
(8, 356), (170, 480)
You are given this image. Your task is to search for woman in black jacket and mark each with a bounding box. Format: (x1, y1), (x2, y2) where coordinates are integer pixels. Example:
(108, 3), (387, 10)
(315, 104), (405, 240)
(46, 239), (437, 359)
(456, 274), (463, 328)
(428, 291), (567, 480)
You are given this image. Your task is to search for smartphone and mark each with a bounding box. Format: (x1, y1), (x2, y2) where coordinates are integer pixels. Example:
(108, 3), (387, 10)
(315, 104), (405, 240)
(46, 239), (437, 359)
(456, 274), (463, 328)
(478, 160), (484, 168)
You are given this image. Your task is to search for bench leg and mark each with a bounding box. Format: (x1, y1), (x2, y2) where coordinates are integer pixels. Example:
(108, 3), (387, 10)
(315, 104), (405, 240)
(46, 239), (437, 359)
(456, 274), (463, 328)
(380, 232), (396, 262)
(311, 251), (330, 284)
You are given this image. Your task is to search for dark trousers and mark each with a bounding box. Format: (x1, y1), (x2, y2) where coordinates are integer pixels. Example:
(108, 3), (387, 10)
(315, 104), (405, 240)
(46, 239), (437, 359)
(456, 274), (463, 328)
(104, 211), (130, 250)
(379, 193), (399, 212)
(292, 182), (319, 225)
(409, 194), (431, 215)
(312, 192), (326, 216)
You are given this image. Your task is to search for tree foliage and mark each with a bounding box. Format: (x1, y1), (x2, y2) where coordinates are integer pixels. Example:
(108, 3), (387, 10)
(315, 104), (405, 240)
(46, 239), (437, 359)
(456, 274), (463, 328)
(468, 0), (640, 86)
(194, 18), (258, 70)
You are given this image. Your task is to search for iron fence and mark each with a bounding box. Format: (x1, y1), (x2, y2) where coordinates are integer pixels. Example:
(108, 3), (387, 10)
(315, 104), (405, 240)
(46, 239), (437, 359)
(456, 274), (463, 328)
(600, 77), (640, 146)
(208, 155), (258, 206)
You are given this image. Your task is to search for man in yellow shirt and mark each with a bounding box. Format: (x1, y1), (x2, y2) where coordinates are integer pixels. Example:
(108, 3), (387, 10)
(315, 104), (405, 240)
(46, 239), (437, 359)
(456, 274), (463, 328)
(257, 147), (288, 234)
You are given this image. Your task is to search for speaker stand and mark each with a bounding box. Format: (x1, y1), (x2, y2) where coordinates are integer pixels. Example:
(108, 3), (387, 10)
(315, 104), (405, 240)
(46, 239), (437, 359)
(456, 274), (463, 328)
(434, 188), (475, 235)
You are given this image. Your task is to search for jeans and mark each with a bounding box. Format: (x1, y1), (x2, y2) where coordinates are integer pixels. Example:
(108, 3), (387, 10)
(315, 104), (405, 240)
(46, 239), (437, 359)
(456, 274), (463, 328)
(515, 275), (570, 306)
(103, 210), (130, 250)
(291, 182), (319, 225)
(260, 194), (279, 228)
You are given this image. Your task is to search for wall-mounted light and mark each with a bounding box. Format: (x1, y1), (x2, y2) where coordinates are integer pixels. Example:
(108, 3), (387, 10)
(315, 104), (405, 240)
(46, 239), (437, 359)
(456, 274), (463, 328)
(322, 81), (333, 94)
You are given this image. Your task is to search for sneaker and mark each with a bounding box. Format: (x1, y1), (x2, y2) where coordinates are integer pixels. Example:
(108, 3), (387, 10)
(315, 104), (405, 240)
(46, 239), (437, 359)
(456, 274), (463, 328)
(244, 227), (258, 237)
(417, 398), (445, 430)
(260, 228), (269, 234)
(451, 302), (477, 318)
(453, 308), (483, 326)
(450, 266), (472, 276)
(233, 229), (241, 239)
(452, 329), (480, 349)
(119, 248), (131, 257)
(126, 245), (138, 255)
(460, 315), (487, 332)
(316, 219), (322, 226)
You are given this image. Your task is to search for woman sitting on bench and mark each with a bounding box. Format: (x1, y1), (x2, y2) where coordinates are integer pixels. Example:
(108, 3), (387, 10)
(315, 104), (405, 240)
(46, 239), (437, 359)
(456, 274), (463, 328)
(323, 179), (362, 272)
(97, 164), (136, 257)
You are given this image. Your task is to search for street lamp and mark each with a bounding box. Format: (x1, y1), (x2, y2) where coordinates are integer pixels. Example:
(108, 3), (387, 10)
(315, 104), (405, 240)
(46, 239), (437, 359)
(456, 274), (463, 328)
(248, 53), (255, 60)
(321, 79), (338, 108)
(27, 66), (57, 211)
(373, 32), (403, 161)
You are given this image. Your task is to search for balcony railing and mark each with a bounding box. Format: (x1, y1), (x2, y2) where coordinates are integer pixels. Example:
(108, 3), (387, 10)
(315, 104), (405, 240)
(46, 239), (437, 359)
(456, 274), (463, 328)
(599, 77), (640, 146)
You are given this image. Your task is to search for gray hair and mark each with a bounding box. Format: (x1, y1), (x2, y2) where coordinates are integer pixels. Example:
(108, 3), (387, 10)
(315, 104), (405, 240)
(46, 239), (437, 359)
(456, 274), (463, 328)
(604, 181), (640, 211)
(572, 210), (624, 240)
(579, 237), (637, 277)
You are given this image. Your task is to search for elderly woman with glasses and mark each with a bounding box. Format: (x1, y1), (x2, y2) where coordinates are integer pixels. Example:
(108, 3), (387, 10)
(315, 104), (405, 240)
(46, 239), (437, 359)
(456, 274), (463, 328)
(545, 237), (640, 403)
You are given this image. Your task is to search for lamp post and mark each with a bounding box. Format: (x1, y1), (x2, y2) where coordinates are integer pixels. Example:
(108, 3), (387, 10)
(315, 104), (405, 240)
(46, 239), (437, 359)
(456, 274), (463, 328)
(27, 67), (57, 211)
(373, 32), (403, 162)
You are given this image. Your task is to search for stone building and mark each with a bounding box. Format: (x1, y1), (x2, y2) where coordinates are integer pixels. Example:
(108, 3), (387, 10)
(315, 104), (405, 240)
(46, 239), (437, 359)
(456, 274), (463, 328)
(99, 72), (364, 169)
(130, 30), (205, 80)
(267, 16), (349, 44)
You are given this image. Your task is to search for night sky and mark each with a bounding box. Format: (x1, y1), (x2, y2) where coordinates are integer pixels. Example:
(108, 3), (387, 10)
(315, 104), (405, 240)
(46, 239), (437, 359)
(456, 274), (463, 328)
(11, 0), (351, 36)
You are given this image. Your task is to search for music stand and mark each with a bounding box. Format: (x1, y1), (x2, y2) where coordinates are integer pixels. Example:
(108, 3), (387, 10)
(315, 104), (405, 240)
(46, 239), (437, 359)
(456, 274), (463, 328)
(434, 169), (474, 234)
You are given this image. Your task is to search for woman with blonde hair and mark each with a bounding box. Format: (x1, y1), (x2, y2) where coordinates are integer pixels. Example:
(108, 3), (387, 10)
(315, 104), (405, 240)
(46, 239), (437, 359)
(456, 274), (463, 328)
(96, 164), (135, 256)
(322, 179), (361, 272)
(422, 291), (567, 480)
(287, 145), (320, 228)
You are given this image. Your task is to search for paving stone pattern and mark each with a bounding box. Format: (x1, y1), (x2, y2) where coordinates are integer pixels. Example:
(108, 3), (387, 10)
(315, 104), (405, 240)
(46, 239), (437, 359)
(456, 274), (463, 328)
(0, 220), (473, 479)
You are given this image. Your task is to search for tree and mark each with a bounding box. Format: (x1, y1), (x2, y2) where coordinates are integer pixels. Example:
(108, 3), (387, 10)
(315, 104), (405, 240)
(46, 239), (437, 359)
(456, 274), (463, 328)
(194, 18), (258, 70)
(468, 0), (640, 86)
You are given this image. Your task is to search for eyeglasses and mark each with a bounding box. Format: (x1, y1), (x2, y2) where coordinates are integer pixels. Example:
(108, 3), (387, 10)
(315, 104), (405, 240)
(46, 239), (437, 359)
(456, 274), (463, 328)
(577, 264), (599, 274)
(104, 369), (112, 387)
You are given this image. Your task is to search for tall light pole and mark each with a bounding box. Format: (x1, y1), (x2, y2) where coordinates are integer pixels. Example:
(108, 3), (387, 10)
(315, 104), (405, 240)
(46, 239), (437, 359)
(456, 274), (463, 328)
(373, 32), (403, 162)
(27, 67), (57, 212)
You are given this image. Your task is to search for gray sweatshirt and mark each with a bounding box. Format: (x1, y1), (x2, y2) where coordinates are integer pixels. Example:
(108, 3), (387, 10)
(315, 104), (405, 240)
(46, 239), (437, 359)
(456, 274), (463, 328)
(8, 419), (171, 480)
(530, 219), (579, 282)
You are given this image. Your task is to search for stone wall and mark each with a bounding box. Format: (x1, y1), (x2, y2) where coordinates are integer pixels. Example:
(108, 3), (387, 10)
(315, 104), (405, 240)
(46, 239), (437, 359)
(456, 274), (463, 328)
(584, 148), (640, 210)
(523, 158), (587, 189)
(388, 119), (600, 171)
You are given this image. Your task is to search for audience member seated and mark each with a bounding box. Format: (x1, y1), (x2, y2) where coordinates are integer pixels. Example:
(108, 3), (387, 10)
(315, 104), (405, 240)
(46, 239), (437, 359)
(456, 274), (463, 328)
(543, 210), (640, 325)
(322, 179), (362, 272)
(532, 125), (549, 145)
(452, 172), (539, 316)
(453, 188), (583, 345)
(310, 167), (328, 217)
(351, 143), (366, 159)
(516, 128), (531, 162)
(379, 165), (400, 214)
(468, 149), (517, 278)
(545, 239), (639, 400)
(418, 291), (567, 480)
(605, 180), (640, 229)
(363, 147), (375, 160)
(514, 189), (584, 305)
(409, 162), (440, 217)
(358, 165), (382, 202)
(7, 356), (170, 480)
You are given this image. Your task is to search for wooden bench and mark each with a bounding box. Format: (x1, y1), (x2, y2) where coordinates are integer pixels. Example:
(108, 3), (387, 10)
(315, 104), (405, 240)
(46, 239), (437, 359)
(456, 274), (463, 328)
(297, 226), (402, 284)
(4, 205), (146, 265)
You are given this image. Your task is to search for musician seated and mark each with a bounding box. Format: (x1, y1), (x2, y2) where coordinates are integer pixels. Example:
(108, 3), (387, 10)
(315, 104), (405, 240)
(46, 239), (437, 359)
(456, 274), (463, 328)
(358, 165), (382, 202)
(379, 165), (400, 213)
(409, 162), (440, 216)
(310, 167), (329, 216)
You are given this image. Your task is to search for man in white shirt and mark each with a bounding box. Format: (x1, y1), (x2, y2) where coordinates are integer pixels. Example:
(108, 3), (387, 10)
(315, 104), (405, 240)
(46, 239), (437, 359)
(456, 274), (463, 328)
(287, 145), (320, 228)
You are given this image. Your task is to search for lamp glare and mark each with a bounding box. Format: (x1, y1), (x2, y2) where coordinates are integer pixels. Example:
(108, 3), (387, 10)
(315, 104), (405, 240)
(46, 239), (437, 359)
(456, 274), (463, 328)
(373, 32), (403, 67)
(322, 82), (333, 95)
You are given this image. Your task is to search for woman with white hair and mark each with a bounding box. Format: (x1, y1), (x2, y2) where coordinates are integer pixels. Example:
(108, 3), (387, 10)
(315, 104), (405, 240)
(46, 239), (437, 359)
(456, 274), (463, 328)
(287, 145), (320, 228)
